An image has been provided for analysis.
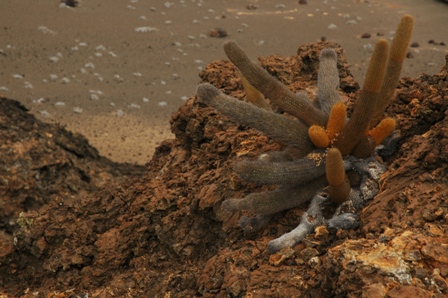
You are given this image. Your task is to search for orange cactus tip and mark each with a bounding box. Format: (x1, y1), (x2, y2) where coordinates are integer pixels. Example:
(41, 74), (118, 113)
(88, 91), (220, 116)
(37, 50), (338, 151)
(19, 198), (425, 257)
(309, 125), (330, 148)
(369, 118), (396, 146)
(326, 102), (347, 141)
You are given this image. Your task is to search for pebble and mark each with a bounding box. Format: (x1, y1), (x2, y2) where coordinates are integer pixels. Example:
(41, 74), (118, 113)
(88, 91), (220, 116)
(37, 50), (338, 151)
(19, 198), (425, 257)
(209, 28), (227, 38)
(246, 4), (258, 10)
(361, 33), (371, 39)
(49, 56), (60, 63)
(61, 0), (78, 7)
(363, 43), (373, 51)
(134, 26), (158, 33)
(85, 62), (95, 69)
(39, 110), (51, 118)
(38, 26), (57, 35)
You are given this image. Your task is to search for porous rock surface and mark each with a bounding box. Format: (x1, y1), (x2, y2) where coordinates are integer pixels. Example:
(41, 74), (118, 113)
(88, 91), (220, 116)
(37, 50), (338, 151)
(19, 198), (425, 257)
(0, 42), (447, 297)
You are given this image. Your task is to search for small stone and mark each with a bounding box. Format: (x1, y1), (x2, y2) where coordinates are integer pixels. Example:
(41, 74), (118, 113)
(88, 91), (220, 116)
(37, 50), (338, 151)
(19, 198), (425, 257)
(414, 268), (427, 279)
(308, 256), (321, 267)
(422, 208), (437, 221)
(365, 233), (376, 239)
(209, 28), (227, 38)
(440, 267), (448, 278)
(361, 33), (371, 39)
(406, 51), (414, 59)
(314, 225), (329, 237)
(61, 0), (78, 7)
(269, 246), (295, 266)
(302, 238), (321, 248)
(299, 247), (319, 262)
(410, 42), (419, 48)
(440, 41), (446, 46)
(434, 208), (444, 217)
(376, 32), (385, 36)
(246, 4), (258, 10)
(320, 36), (327, 42)
(432, 271), (447, 292)
(299, 0), (308, 4)
(336, 229), (348, 239)
(425, 223), (444, 236)
(404, 250), (422, 262)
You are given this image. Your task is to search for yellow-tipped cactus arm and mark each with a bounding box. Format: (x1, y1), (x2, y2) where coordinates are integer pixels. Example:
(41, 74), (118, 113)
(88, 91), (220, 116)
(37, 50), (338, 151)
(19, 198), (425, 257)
(334, 39), (389, 155)
(223, 41), (327, 127)
(371, 15), (414, 126)
(309, 125), (330, 148)
(326, 102), (347, 141)
(240, 74), (271, 110)
(369, 118), (396, 146)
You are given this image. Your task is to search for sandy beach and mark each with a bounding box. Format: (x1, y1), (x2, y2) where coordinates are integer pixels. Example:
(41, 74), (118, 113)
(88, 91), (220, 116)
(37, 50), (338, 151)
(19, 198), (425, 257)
(1, 0), (447, 164)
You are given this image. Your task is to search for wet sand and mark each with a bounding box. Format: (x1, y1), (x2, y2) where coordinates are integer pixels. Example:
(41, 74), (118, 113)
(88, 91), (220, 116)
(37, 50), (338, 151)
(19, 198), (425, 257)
(1, 0), (447, 164)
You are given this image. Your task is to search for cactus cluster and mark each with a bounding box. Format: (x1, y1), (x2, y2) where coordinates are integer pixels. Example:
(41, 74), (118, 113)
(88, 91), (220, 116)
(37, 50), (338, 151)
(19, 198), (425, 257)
(196, 16), (414, 253)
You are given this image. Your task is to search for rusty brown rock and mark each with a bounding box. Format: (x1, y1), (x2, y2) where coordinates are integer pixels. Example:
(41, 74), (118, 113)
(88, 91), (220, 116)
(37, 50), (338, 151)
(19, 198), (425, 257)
(0, 44), (447, 297)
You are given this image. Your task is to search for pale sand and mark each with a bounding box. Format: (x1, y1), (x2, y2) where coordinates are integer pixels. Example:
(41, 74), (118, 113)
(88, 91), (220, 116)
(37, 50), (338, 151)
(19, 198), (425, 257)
(1, 0), (447, 164)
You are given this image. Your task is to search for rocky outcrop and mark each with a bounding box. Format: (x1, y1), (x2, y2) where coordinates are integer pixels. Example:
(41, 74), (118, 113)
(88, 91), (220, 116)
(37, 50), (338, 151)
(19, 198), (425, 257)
(0, 43), (447, 297)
